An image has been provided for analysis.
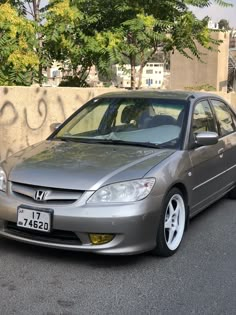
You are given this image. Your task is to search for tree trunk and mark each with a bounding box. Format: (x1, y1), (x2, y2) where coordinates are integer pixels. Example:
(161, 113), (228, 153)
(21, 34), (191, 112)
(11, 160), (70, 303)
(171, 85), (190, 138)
(130, 56), (136, 90)
(32, 0), (41, 22)
(38, 63), (43, 86)
(137, 52), (145, 89)
(32, 1), (43, 86)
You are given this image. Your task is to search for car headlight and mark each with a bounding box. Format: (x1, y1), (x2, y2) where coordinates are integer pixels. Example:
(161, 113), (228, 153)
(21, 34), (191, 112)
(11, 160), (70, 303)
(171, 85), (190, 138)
(0, 167), (7, 192)
(87, 178), (155, 203)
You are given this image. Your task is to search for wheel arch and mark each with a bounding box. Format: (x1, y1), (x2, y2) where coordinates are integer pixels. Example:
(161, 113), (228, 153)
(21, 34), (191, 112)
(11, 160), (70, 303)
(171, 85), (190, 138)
(171, 183), (188, 205)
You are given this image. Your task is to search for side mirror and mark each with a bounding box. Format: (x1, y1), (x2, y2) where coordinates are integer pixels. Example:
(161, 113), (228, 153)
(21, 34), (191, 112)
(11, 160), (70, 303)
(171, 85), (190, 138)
(50, 123), (61, 132)
(194, 131), (219, 147)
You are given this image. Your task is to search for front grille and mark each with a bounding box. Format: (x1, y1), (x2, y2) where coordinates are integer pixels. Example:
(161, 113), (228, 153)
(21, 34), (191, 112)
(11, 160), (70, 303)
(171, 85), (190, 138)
(11, 182), (84, 205)
(5, 221), (81, 245)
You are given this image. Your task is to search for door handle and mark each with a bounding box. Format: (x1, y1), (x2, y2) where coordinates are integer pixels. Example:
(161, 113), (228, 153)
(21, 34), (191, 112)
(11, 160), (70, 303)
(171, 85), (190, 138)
(218, 148), (224, 158)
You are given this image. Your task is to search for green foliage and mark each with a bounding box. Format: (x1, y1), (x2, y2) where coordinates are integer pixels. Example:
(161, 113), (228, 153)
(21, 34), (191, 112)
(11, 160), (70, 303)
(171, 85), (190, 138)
(44, 0), (103, 86)
(0, 0), (233, 87)
(186, 0), (232, 7)
(0, 3), (39, 85)
(59, 76), (89, 87)
(82, 0), (227, 88)
(184, 83), (216, 91)
(218, 19), (231, 30)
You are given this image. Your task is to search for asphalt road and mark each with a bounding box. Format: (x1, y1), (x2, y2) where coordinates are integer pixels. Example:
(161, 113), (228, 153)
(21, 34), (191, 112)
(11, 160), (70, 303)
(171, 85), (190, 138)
(0, 197), (235, 315)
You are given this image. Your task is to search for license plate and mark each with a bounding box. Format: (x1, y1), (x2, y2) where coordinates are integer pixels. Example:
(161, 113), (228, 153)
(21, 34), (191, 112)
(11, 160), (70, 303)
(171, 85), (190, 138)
(17, 206), (52, 233)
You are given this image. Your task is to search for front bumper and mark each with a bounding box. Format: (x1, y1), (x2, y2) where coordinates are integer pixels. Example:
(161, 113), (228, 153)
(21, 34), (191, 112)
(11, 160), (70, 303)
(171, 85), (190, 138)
(0, 191), (163, 255)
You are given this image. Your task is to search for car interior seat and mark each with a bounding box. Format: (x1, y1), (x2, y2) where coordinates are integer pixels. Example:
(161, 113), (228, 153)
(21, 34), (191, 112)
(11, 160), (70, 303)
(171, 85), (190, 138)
(138, 106), (156, 129)
(121, 105), (140, 128)
(147, 115), (177, 128)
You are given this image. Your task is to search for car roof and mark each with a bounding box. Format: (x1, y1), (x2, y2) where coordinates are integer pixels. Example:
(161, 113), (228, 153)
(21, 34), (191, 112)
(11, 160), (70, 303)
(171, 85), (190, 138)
(96, 90), (219, 101)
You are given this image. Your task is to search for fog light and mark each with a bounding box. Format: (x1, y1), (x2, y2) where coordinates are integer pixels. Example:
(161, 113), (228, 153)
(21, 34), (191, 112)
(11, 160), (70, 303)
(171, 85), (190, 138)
(89, 233), (114, 245)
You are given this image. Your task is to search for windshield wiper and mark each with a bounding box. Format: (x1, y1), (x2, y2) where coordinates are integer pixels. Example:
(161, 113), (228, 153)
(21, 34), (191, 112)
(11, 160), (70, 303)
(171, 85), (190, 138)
(84, 139), (161, 148)
(53, 137), (76, 142)
(53, 137), (160, 148)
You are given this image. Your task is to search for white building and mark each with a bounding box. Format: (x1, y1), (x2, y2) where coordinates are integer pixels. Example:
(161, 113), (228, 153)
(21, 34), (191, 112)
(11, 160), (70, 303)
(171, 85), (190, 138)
(44, 62), (99, 87)
(112, 64), (132, 88)
(112, 62), (164, 89)
(142, 62), (164, 88)
(208, 20), (219, 30)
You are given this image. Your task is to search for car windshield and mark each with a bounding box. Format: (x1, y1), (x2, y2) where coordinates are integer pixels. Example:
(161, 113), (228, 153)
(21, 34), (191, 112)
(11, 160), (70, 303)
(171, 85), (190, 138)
(53, 97), (188, 149)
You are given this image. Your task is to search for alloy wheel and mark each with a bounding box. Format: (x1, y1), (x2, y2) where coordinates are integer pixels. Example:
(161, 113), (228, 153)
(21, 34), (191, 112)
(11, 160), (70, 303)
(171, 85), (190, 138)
(164, 193), (186, 251)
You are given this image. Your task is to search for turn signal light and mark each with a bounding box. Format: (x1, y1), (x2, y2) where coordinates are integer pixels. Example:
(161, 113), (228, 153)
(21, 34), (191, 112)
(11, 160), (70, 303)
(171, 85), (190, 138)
(89, 233), (114, 245)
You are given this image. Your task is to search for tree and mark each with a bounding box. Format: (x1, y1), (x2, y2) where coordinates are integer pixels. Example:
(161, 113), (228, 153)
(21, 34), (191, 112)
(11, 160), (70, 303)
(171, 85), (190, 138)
(0, 3), (39, 85)
(43, 0), (104, 87)
(218, 19), (231, 30)
(77, 0), (232, 89)
(0, 1), (50, 85)
(0, 0), (233, 87)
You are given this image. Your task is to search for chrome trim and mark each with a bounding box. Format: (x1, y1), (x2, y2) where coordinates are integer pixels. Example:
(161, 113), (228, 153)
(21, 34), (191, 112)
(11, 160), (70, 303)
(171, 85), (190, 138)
(193, 164), (236, 191)
(191, 182), (233, 212)
(12, 182), (83, 200)
(34, 190), (50, 201)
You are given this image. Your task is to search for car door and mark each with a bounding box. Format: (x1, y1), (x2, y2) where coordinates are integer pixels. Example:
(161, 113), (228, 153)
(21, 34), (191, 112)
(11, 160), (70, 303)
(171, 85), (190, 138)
(188, 99), (228, 215)
(209, 98), (236, 188)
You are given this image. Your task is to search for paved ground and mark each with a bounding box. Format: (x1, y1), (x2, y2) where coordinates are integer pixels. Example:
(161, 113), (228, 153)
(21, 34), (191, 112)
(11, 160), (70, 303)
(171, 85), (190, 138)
(0, 197), (235, 315)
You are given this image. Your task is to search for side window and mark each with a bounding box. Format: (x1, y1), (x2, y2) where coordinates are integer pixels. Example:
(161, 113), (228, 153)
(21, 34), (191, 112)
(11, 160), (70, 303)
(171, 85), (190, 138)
(211, 99), (235, 137)
(192, 100), (217, 134)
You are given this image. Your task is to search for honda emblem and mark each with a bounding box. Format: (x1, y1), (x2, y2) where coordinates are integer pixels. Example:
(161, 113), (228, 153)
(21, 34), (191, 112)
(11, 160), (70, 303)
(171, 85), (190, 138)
(34, 190), (49, 201)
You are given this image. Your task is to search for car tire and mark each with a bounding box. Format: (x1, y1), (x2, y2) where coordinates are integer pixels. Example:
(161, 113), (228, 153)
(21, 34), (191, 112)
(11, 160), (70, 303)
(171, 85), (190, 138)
(152, 188), (186, 257)
(228, 186), (236, 199)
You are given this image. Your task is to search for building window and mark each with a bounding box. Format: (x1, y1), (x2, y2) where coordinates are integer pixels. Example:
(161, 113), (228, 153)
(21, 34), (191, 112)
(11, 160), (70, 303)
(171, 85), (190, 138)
(146, 70), (153, 74)
(146, 79), (153, 86)
(52, 70), (60, 77)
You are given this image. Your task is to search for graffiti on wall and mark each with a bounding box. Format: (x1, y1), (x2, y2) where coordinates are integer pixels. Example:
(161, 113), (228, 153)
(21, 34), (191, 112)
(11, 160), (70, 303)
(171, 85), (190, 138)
(0, 87), (105, 162)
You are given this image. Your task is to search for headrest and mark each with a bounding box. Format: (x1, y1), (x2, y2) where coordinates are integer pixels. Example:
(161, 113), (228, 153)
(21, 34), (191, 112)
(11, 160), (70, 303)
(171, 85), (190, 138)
(121, 106), (139, 123)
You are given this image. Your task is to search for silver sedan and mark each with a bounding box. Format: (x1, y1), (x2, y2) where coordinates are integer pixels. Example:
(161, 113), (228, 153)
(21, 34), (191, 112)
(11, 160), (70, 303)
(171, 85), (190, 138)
(0, 90), (236, 257)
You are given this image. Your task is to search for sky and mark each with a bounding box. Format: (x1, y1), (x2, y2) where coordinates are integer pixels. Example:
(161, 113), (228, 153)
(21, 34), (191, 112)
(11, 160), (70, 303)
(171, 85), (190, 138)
(191, 0), (236, 27)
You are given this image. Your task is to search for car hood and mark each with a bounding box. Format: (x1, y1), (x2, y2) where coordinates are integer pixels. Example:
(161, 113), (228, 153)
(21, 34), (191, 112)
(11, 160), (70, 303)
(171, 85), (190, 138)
(6, 140), (175, 190)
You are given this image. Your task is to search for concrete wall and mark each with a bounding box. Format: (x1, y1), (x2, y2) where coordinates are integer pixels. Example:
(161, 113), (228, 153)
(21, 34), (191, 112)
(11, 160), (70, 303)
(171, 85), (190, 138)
(0, 86), (235, 162)
(170, 32), (229, 91)
(0, 86), (117, 162)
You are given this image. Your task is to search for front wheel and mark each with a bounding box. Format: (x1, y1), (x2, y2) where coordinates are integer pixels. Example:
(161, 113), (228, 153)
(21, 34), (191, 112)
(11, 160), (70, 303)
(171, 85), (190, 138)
(153, 188), (186, 257)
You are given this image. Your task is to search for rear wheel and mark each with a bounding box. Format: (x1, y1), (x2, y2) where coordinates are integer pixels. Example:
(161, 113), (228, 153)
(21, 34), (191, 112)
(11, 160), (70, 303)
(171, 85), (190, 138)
(153, 188), (186, 257)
